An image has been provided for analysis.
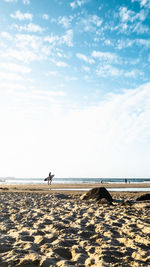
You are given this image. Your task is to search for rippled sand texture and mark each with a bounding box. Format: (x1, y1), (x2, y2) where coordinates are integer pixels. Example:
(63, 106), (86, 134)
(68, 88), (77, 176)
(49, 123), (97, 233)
(0, 192), (149, 266)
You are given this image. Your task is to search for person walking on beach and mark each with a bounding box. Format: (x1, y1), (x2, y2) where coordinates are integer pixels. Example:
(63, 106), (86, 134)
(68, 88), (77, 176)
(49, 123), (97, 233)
(44, 172), (55, 185)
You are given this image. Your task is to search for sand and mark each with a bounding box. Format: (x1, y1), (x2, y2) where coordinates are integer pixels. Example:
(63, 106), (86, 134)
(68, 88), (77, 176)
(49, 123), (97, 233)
(0, 184), (150, 266)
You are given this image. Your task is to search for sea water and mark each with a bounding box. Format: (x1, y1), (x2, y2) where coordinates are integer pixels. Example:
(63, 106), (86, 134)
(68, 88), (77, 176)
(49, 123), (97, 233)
(0, 177), (150, 185)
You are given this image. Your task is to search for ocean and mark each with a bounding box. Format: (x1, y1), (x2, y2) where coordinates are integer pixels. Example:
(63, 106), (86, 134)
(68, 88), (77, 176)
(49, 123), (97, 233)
(0, 177), (150, 185)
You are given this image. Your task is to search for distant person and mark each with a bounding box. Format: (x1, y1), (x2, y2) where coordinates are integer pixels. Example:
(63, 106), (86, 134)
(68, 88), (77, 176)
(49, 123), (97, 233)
(100, 178), (103, 184)
(125, 178), (127, 184)
(44, 172), (55, 185)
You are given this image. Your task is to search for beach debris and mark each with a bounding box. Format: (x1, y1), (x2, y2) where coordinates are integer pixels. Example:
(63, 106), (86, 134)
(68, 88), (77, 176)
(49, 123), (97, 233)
(136, 194), (150, 201)
(81, 187), (113, 204)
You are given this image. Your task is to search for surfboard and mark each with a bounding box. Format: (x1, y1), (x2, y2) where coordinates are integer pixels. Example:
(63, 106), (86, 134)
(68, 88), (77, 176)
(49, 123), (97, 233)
(44, 174), (55, 181)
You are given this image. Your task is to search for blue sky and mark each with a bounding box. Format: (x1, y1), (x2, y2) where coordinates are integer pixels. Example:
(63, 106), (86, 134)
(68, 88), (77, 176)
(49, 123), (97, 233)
(0, 0), (150, 178)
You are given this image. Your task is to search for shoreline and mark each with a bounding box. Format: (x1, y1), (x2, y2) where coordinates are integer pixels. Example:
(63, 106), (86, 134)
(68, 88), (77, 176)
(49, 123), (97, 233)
(0, 183), (150, 194)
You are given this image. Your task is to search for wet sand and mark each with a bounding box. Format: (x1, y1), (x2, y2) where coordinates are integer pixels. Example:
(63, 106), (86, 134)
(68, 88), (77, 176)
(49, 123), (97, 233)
(0, 182), (150, 193)
(0, 184), (150, 266)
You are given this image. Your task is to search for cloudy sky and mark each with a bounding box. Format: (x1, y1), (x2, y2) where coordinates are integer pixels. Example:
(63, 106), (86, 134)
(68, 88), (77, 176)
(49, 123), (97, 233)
(0, 0), (150, 178)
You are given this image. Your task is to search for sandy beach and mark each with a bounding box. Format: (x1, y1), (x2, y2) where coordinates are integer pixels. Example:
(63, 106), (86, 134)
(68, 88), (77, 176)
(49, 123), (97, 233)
(0, 184), (150, 266)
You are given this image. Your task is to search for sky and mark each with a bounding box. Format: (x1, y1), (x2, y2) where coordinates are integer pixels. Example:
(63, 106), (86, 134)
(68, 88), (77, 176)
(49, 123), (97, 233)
(0, 0), (150, 178)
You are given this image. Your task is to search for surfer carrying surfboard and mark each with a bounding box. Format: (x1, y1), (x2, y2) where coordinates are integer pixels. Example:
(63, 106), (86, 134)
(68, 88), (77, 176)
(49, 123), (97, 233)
(44, 172), (55, 185)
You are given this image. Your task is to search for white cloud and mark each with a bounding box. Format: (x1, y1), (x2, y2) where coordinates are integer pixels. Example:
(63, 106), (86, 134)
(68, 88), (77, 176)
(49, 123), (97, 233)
(0, 80), (66, 102)
(141, 0), (148, 6)
(104, 39), (112, 46)
(92, 15), (102, 27)
(22, 0), (30, 4)
(117, 6), (149, 34)
(80, 15), (103, 32)
(64, 76), (77, 82)
(136, 38), (150, 47)
(1, 32), (12, 40)
(0, 71), (22, 81)
(44, 82), (150, 177)
(119, 7), (136, 22)
(42, 14), (49, 20)
(117, 38), (150, 49)
(76, 53), (94, 64)
(57, 52), (63, 58)
(62, 30), (73, 47)
(1, 48), (42, 63)
(10, 10), (33, 20)
(104, 83), (150, 144)
(82, 66), (90, 72)
(119, 7), (148, 23)
(0, 34), (50, 63)
(44, 35), (59, 44)
(115, 20), (149, 34)
(0, 42), (6, 48)
(1, 80), (150, 177)
(92, 51), (118, 63)
(4, 0), (17, 2)
(96, 64), (142, 78)
(0, 82), (32, 91)
(55, 61), (68, 67)
(35, 90), (67, 97)
(138, 9), (148, 21)
(65, 82), (150, 149)
(14, 89), (66, 103)
(70, 0), (89, 9)
(46, 71), (58, 76)
(132, 22), (149, 33)
(96, 64), (120, 77)
(1, 29), (72, 65)
(4, 0), (30, 3)
(0, 62), (31, 74)
(124, 70), (140, 78)
(132, 0), (150, 8)
(24, 23), (45, 33)
(58, 16), (72, 28)
(13, 23), (45, 33)
(45, 30), (73, 47)
(15, 34), (42, 50)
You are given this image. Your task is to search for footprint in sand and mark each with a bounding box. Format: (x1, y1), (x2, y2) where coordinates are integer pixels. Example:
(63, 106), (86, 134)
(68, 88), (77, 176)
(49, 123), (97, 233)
(53, 247), (72, 260)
